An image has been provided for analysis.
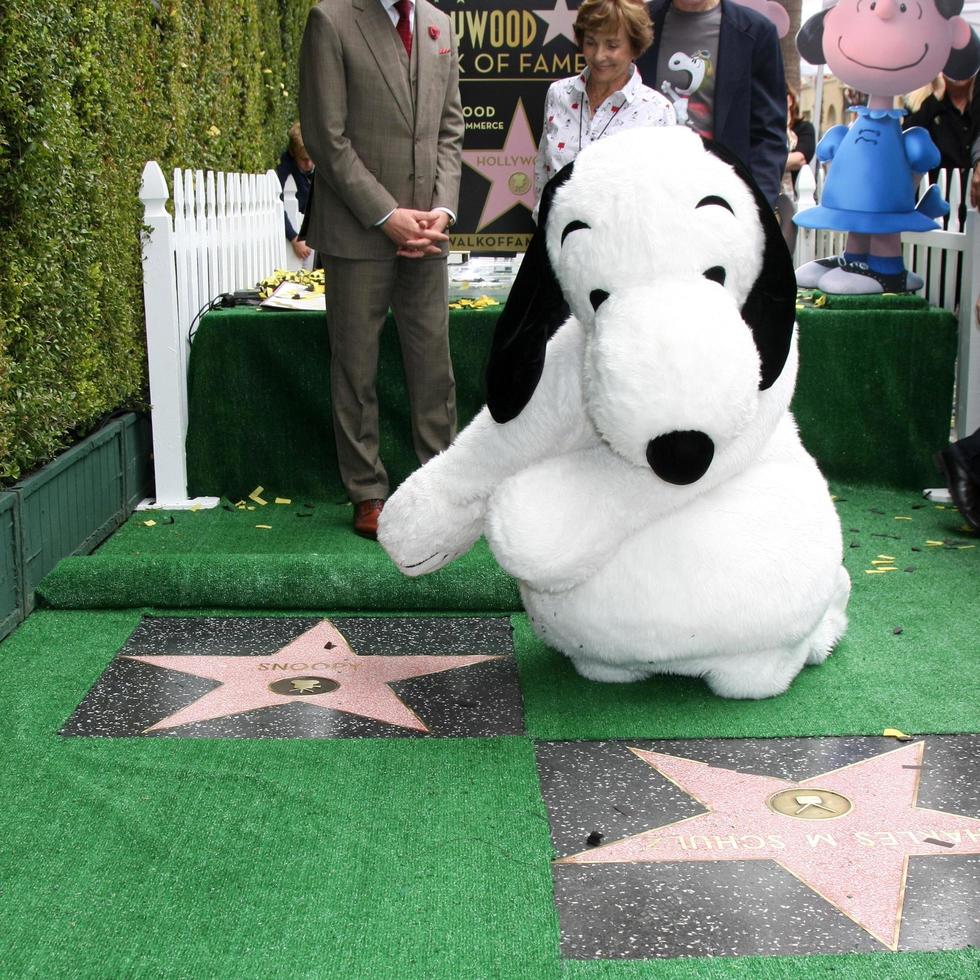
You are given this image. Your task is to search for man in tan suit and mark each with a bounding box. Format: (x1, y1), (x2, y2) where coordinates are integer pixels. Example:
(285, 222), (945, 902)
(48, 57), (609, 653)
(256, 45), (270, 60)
(299, 0), (464, 538)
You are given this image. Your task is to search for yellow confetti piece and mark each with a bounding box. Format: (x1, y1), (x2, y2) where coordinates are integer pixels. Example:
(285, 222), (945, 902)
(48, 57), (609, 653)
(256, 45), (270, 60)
(142, 520), (157, 527)
(865, 569), (888, 574)
(957, 544), (976, 550)
(255, 524), (272, 530)
(249, 486), (268, 505)
(894, 516), (912, 521)
(925, 540), (944, 547)
(883, 728), (913, 741)
(934, 504), (946, 509)
(814, 294), (827, 307)
(873, 566), (898, 572)
(247, 506), (255, 511)
(871, 557), (895, 564)
(274, 497), (291, 505)
(190, 503), (201, 512)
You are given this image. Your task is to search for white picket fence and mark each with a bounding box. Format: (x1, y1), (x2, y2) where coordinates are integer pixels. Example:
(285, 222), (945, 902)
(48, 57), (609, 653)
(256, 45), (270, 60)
(139, 161), (288, 508)
(794, 165), (980, 443)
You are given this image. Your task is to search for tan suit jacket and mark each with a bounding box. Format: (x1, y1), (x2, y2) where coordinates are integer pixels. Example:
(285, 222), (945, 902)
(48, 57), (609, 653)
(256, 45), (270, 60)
(299, 0), (464, 260)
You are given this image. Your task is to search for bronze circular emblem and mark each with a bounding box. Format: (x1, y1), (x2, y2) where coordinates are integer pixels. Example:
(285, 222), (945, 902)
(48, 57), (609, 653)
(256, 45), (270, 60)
(766, 788), (853, 820)
(268, 676), (339, 697)
(508, 171), (531, 196)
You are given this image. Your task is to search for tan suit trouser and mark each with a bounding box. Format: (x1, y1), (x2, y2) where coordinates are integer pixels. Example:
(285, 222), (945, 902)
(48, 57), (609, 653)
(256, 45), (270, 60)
(323, 254), (457, 502)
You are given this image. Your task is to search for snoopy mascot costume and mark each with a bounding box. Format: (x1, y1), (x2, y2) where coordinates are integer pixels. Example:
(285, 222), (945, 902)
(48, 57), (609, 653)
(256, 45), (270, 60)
(379, 127), (850, 699)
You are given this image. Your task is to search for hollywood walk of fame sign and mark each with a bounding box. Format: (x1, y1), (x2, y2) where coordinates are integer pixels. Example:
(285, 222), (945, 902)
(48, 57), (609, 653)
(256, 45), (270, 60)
(537, 737), (980, 959)
(447, 0), (587, 251)
(61, 616), (524, 739)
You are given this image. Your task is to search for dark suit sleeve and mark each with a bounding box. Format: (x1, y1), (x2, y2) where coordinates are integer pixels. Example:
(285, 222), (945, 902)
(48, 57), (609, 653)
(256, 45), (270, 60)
(747, 19), (787, 207)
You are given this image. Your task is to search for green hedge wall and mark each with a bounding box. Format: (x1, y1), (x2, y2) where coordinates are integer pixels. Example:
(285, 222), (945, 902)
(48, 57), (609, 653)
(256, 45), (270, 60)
(0, 0), (313, 483)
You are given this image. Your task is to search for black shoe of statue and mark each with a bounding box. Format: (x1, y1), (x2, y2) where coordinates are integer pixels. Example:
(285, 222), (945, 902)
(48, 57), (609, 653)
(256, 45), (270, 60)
(938, 443), (980, 532)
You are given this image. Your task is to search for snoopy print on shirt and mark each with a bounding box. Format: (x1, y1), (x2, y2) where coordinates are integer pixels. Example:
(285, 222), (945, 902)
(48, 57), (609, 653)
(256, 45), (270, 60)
(654, 4), (721, 137)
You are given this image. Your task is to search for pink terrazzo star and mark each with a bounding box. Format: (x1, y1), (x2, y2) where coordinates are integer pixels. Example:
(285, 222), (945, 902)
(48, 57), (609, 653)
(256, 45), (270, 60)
(557, 742), (980, 949)
(462, 99), (538, 229)
(125, 620), (502, 734)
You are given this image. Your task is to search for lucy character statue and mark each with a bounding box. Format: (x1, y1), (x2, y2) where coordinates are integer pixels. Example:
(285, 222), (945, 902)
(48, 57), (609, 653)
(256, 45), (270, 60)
(794, 0), (980, 295)
(378, 127), (850, 699)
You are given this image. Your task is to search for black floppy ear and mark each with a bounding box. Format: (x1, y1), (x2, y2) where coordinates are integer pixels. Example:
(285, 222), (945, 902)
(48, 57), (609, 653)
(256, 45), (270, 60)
(485, 164), (574, 423)
(701, 137), (796, 390)
(796, 10), (827, 66)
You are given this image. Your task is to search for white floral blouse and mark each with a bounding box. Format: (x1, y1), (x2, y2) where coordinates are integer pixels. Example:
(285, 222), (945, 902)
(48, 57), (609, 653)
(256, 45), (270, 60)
(534, 65), (676, 218)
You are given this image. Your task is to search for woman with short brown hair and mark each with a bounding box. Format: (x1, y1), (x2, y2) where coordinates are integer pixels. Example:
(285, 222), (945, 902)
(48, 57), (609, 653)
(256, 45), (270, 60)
(534, 0), (675, 216)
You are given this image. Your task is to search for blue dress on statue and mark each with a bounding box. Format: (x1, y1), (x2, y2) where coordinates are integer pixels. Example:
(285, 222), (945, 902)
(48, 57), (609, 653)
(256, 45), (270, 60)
(794, 106), (947, 234)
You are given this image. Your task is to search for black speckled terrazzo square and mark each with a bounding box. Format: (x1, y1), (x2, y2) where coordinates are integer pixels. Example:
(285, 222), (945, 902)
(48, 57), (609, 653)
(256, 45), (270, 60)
(61, 616), (523, 739)
(536, 736), (980, 960)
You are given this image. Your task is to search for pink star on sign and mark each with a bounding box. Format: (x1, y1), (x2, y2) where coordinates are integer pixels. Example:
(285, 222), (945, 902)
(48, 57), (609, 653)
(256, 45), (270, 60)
(462, 98), (538, 229)
(125, 620), (502, 734)
(557, 742), (980, 950)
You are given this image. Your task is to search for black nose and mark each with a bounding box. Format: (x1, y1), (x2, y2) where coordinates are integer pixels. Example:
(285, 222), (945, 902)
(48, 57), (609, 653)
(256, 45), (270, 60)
(646, 431), (715, 484)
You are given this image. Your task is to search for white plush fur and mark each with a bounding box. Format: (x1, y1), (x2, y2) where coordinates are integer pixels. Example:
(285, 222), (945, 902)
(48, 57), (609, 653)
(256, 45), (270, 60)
(379, 127), (849, 699)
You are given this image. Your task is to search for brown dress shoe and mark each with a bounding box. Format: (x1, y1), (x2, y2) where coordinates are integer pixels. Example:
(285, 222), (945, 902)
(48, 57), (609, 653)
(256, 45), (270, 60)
(353, 498), (385, 539)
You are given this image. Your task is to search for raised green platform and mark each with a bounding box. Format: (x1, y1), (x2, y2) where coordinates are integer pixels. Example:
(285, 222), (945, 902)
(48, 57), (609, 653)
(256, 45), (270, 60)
(185, 295), (957, 498)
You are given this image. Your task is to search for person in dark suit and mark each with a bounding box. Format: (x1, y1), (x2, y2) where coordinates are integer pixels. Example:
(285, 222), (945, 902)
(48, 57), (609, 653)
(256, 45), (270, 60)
(635, 0), (786, 206)
(299, 0), (464, 539)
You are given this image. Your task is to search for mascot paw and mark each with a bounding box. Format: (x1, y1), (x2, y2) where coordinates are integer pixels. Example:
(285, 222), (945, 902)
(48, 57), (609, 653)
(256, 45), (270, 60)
(703, 645), (811, 699)
(568, 657), (655, 683)
(377, 479), (484, 577)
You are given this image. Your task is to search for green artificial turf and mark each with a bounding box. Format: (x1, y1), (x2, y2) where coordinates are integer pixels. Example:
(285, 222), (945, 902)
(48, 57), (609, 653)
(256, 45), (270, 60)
(36, 497), (520, 611)
(2, 610), (979, 978)
(14, 475), (980, 978)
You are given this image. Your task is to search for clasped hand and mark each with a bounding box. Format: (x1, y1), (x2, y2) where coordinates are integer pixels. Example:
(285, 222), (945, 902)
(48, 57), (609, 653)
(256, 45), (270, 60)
(382, 208), (450, 257)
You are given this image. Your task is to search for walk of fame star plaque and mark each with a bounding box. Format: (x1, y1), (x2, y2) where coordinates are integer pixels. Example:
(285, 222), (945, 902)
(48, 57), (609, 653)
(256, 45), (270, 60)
(536, 736), (980, 959)
(61, 616), (524, 739)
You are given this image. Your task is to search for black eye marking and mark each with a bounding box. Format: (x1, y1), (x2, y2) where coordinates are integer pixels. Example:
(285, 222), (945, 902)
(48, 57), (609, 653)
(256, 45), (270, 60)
(561, 220), (590, 245)
(703, 266), (726, 286)
(590, 289), (610, 312)
(695, 195), (734, 214)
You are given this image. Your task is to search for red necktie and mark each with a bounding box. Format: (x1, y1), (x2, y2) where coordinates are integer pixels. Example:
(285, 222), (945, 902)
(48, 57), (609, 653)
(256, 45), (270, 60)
(394, 0), (412, 58)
